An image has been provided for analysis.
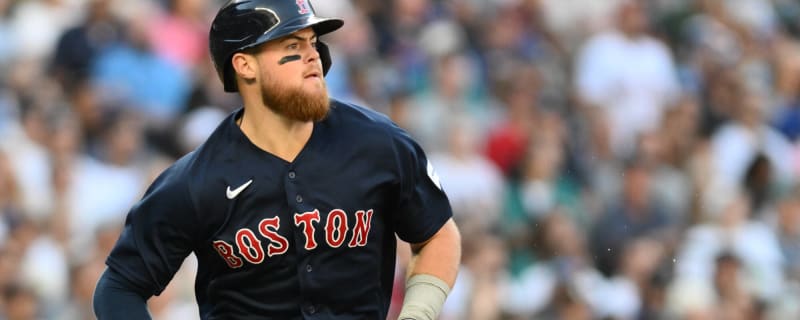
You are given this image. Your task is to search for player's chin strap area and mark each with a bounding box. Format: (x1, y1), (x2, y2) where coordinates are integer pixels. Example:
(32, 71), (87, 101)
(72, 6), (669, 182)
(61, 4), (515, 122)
(397, 274), (451, 320)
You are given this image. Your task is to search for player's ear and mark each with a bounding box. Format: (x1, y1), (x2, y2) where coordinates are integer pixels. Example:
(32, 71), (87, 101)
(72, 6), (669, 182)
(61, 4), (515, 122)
(231, 52), (258, 85)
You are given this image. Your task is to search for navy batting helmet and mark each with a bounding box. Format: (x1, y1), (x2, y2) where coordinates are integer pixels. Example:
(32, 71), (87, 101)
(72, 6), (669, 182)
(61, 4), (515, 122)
(209, 0), (344, 92)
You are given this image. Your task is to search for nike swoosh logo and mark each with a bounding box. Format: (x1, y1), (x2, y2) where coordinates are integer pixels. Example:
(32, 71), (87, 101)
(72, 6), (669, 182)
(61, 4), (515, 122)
(226, 179), (253, 200)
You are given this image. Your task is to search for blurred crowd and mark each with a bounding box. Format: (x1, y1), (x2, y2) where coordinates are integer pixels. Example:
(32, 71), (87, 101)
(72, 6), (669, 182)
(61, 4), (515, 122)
(0, 0), (799, 319)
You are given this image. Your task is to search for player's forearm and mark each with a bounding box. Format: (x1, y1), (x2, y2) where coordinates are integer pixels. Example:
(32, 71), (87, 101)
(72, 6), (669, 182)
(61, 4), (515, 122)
(94, 268), (152, 320)
(398, 219), (461, 320)
(407, 218), (461, 286)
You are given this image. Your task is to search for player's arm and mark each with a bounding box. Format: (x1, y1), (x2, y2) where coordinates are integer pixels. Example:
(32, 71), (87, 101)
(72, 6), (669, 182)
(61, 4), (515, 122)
(388, 124), (461, 320)
(406, 218), (460, 286)
(93, 162), (200, 319)
(398, 218), (461, 320)
(93, 268), (152, 319)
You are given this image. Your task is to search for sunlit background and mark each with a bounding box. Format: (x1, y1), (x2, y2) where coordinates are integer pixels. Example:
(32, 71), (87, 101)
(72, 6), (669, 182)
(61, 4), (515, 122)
(0, 0), (799, 319)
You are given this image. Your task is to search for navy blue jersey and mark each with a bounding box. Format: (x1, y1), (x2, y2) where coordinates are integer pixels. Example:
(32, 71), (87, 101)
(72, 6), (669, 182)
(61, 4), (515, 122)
(105, 99), (453, 319)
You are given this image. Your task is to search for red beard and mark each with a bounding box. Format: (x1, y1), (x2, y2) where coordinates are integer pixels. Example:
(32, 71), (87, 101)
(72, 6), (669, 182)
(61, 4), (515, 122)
(261, 79), (330, 122)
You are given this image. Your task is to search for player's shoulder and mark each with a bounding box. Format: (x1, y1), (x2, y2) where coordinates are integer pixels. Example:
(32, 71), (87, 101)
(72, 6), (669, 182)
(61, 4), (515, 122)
(327, 99), (409, 138)
(151, 147), (203, 186)
(328, 99), (393, 125)
(135, 150), (197, 209)
(326, 99), (426, 161)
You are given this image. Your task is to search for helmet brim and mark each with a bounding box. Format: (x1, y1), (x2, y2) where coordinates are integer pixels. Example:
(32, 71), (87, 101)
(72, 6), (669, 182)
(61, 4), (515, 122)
(243, 16), (343, 52)
(310, 17), (344, 36)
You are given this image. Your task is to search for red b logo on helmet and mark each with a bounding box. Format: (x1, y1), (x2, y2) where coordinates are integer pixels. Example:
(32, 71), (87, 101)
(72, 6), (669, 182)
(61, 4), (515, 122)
(296, 0), (311, 14)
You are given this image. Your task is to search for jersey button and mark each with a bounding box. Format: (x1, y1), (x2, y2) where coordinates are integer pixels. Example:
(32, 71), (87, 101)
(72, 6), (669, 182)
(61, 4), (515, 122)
(296, 195), (303, 203)
(288, 171), (296, 179)
(306, 264), (313, 272)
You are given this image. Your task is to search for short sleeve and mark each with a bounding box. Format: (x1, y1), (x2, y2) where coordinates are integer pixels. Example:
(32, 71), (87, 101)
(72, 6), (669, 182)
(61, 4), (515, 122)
(390, 127), (453, 243)
(105, 164), (199, 297)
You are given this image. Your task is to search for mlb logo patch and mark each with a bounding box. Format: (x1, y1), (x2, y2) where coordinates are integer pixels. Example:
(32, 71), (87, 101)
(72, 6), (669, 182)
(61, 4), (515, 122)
(296, 0), (311, 14)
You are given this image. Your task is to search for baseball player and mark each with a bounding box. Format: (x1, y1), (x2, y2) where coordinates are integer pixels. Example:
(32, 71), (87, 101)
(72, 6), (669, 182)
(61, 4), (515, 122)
(92, 0), (461, 319)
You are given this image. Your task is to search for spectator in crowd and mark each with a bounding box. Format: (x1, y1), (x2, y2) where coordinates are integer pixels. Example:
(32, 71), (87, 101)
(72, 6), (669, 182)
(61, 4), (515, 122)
(713, 252), (762, 320)
(147, 0), (210, 69)
(408, 52), (492, 153)
(429, 115), (504, 233)
(590, 157), (674, 277)
(675, 188), (784, 304)
(9, 0), (81, 62)
(50, 0), (124, 87)
(504, 211), (599, 318)
(441, 231), (508, 320)
(776, 187), (800, 281)
(91, 5), (191, 126)
(575, 0), (680, 159)
(1, 102), (55, 223)
(484, 62), (539, 177)
(709, 89), (794, 198)
(2, 283), (40, 320)
(0, 151), (20, 244)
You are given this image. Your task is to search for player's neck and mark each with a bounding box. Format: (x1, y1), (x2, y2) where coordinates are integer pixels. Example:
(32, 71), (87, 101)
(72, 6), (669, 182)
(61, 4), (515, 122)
(238, 105), (313, 162)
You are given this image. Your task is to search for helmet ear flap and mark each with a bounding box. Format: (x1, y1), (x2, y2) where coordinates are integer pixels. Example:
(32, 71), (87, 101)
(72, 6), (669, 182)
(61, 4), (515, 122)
(223, 62), (238, 92)
(317, 41), (332, 76)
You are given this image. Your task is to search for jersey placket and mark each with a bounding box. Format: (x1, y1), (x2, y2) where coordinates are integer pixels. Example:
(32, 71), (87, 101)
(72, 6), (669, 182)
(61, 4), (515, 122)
(283, 165), (320, 316)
